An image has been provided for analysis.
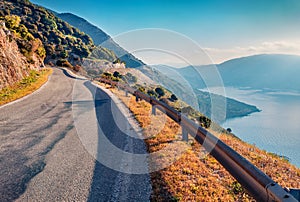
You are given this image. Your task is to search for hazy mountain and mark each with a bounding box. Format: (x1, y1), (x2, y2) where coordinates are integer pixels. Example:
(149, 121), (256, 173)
(175, 54), (300, 92)
(151, 54), (300, 120)
(56, 13), (145, 68)
(218, 54), (300, 91)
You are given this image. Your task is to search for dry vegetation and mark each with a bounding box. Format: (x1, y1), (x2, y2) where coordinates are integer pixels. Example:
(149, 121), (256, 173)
(0, 68), (52, 105)
(104, 84), (300, 201)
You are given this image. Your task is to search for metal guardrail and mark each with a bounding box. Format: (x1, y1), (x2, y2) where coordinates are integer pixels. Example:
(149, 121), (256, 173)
(96, 78), (299, 201)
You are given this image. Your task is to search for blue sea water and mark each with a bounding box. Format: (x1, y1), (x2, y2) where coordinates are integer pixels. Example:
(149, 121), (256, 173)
(206, 87), (300, 168)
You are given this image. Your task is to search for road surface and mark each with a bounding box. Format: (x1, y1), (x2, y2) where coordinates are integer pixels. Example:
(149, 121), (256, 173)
(0, 68), (151, 201)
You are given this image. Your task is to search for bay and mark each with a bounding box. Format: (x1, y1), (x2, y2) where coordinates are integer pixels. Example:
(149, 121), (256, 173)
(205, 87), (300, 168)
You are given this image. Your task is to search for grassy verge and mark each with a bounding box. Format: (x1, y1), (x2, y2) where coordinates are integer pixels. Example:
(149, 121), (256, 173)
(0, 68), (53, 106)
(102, 84), (300, 201)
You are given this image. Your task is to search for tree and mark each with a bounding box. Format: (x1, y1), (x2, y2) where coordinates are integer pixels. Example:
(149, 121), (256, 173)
(60, 50), (68, 59)
(4, 15), (21, 29)
(170, 94), (178, 101)
(155, 87), (165, 97)
(102, 72), (112, 79)
(226, 128), (232, 133)
(138, 86), (146, 93)
(147, 90), (157, 97)
(113, 71), (121, 78)
(56, 59), (73, 68)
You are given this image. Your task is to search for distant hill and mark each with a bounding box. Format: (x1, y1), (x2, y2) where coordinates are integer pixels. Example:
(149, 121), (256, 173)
(149, 65), (259, 121)
(56, 13), (145, 68)
(169, 54), (300, 92)
(150, 54), (300, 120)
(218, 54), (300, 91)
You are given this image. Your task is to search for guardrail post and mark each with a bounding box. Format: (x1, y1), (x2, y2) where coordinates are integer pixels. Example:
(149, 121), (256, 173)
(182, 127), (188, 142)
(152, 105), (156, 115)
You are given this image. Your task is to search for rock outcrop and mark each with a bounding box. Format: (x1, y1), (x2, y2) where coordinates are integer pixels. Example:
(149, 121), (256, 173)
(0, 26), (41, 90)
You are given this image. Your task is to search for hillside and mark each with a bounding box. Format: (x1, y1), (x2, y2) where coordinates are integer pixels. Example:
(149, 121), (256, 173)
(56, 13), (145, 68)
(150, 65), (260, 121)
(1, 0), (118, 65)
(107, 85), (300, 201)
(0, 21), (44, 90)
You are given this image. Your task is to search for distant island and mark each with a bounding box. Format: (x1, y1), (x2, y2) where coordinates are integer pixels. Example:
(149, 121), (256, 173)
(196, 90), (260, 121)
(147, 64), (261, 122)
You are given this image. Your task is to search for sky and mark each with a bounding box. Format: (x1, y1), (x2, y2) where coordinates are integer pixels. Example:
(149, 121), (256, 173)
(31, 0), (300, 66)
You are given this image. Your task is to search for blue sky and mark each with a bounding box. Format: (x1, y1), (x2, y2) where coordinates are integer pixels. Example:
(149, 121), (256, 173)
(31, 0), (300, 65)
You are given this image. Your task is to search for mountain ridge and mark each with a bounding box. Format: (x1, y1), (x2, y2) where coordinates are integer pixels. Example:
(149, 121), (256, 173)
(218, 54), (300, 91)
(56, 12), (145, 68)
(166, 54), (300, 92)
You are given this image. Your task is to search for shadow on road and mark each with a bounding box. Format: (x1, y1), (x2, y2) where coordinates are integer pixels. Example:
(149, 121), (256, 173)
(81, 82), (151, 201)
(60, 68), (87, 80)
(64, 100), (109, 108)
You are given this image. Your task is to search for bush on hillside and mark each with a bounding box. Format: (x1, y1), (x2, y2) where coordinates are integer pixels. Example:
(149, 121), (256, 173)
(113, 71), (121, 78)
(147, 90), (157, 97)
(198, 116), (211, 128)
(56, 59), (73, 68)
(123, 72), (137, 84)
(155, 87), (165, 97)
(170, 94), (178, 101)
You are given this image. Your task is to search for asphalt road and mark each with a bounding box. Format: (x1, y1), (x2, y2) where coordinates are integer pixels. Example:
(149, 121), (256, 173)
(0, 68), (151, 201)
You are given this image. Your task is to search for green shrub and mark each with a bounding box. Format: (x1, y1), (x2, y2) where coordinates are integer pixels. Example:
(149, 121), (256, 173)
(155, 87), (165, 97)
(4, 15), (21, 29)
(113, 71), (122, 78)
(229, 181), (244, 195)
(198, 116), (211, 128)
(138, 86), (146, 93)
(170, 94), (178, 101)
(60, 50), (68, 58)
(147, 90), (157, 97)
(36, 46), (46, 58)
(56, 59), (73, 68)
(101, 72), (112, 79)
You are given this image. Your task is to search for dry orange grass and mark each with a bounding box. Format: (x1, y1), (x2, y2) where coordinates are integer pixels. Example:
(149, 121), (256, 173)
(107, 86), (300, 201)
(0, 68), (53, 105)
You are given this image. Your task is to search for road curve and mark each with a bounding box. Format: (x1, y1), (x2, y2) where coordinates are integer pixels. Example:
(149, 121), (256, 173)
(0, 68), (151, 201)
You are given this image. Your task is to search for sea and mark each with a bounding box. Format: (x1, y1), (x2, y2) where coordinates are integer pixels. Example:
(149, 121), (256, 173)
(202, 87), (300, 168)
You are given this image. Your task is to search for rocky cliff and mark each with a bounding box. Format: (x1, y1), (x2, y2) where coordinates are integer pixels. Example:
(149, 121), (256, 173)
(0, 26), (42, 90)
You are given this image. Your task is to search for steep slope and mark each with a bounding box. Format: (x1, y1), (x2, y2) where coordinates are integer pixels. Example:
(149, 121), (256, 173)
(1, 0), (93, 61)
(1, 0), (118, 64)
(56, 13), (145, 68)
(56, 13), (109, 45)
(0, 23), (43, 90)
